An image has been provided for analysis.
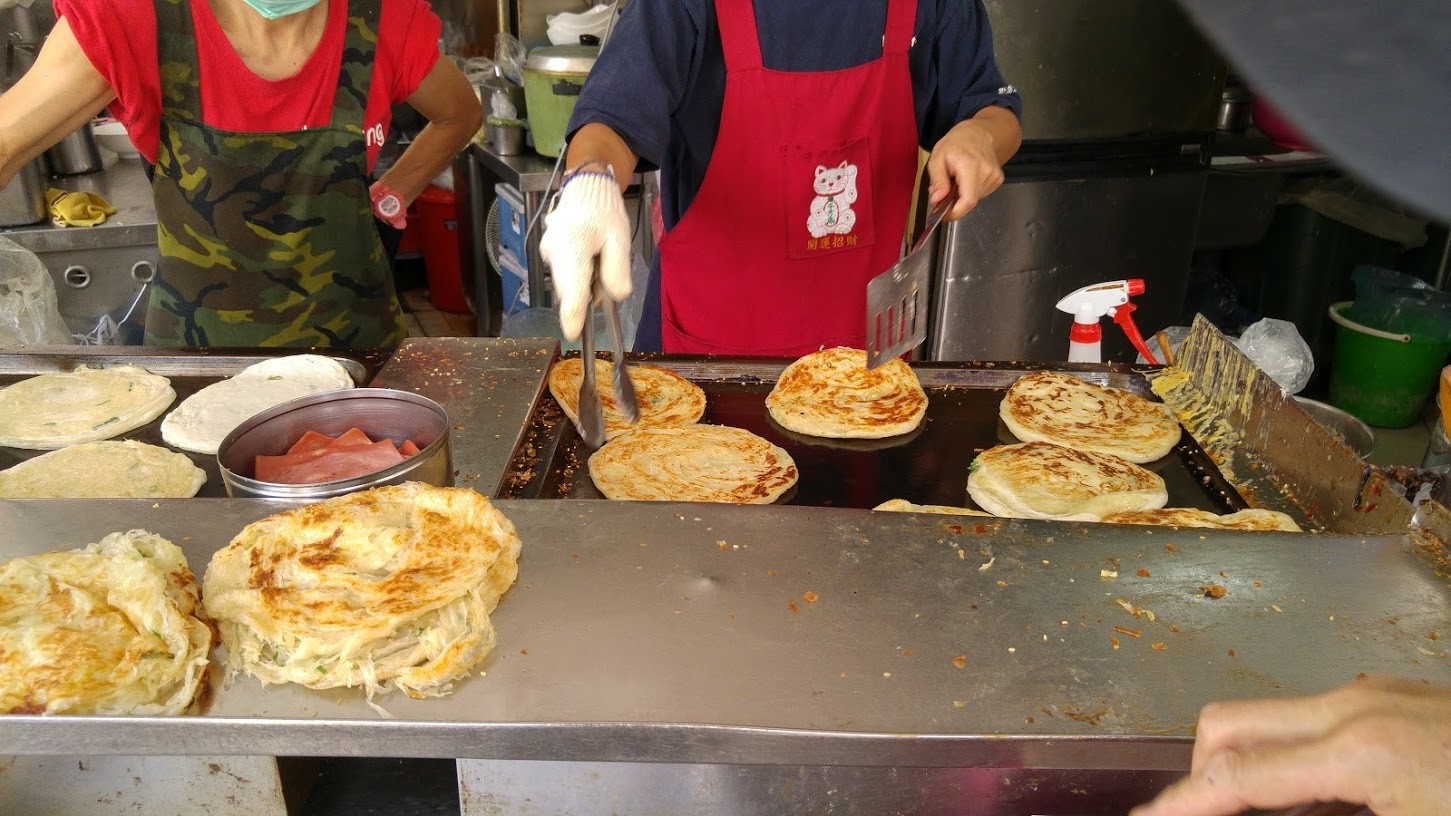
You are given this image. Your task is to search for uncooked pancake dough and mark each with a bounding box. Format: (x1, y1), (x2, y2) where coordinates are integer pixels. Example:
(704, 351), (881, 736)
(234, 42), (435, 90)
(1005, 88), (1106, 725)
(162, 355), (355, 455)
(0, 365), (175, 450)
(0, 440), (206, 498)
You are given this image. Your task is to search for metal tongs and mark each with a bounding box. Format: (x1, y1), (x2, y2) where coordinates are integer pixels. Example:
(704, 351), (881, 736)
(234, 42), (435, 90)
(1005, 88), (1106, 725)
(576, 265), (639, 449)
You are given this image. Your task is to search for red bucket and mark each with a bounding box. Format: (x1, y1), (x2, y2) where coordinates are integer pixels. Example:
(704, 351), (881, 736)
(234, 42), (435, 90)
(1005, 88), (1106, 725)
(414, 186), (468, 313)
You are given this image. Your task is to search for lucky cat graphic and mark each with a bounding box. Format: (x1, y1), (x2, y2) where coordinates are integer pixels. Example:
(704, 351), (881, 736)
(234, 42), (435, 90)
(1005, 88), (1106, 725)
(807, 161), (859, 239)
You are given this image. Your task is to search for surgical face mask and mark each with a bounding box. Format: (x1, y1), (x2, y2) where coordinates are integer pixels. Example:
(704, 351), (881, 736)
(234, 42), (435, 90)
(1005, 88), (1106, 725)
(240, 0), (324, 20)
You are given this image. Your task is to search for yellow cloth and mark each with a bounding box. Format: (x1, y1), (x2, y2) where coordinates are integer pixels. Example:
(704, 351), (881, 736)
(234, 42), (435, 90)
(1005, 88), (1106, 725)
(45, 188), (116, 227)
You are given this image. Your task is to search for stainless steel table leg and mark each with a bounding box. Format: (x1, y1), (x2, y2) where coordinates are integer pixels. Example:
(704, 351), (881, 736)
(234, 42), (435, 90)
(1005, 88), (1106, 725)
(524, 189), (550, 309)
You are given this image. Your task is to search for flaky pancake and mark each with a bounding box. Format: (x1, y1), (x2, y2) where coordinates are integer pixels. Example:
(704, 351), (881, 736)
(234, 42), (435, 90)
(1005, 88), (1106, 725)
(1101, 508), (1302, 532)
(0, 440), (206, 499)
(967, 441), (1167, 521)
(588, 425), (798, 504)
(766, 347), (927, 439)
(873, 499), (991, 517)
(0, 530), (212, 715)
(548, 358), (705, 439)
(1000, 371), (1181, 463)
(0, 365), (175, 450)
(202, 482), (521, 707)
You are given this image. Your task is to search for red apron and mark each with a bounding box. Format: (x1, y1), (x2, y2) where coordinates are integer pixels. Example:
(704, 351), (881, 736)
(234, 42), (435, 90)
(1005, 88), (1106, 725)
(657, 0), (921, 356)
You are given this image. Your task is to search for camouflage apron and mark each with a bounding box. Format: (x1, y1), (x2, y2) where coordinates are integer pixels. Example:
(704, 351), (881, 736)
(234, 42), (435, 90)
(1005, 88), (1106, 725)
(146, 0), (407, 348)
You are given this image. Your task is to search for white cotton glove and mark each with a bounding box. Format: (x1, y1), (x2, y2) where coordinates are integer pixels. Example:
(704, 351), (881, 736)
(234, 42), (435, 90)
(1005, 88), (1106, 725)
(539, 167), (632, 341)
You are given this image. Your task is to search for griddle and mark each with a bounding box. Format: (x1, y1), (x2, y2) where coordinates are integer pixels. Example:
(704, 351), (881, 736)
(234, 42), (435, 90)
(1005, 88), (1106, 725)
(500, 355), (1246, 513)
(0, 346), (389, 497)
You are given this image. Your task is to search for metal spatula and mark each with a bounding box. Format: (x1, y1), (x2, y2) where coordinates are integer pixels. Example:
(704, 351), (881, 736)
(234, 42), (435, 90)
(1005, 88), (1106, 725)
(865, 192), (955, 369)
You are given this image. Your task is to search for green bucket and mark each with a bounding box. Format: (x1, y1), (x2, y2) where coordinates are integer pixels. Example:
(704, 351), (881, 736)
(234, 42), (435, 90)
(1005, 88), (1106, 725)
(1327, 301), (1451, 428)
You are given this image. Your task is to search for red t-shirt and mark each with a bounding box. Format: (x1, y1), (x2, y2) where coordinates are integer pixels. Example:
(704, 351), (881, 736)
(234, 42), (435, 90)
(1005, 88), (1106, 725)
(57, 0), (442, 174)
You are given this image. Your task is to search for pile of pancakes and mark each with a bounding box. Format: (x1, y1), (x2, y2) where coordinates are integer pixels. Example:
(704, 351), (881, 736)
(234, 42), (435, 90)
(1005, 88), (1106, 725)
(0, 482), (525, 717)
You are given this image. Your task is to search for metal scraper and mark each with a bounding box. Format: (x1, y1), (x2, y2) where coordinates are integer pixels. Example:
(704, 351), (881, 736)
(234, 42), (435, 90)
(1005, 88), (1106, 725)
(865, 192), (954, 369)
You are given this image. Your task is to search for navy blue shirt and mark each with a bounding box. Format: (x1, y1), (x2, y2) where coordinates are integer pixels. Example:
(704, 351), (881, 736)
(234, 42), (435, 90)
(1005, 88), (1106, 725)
(568, 0), (1022, 230)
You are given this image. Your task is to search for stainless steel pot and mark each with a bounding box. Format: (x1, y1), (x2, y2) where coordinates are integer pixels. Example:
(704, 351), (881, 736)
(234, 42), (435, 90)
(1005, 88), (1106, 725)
(0, 158), (47, 227)
(217, 388), (453, 499)
(44, 126), (103, 175)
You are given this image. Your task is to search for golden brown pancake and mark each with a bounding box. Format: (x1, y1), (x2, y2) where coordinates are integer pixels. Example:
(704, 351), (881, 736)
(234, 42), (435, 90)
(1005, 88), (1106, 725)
(202, 482), (521, 707)
(1101, 507), (1301, 532)
(967, 441), (1168, 521)
(766, 347), (927, 439)
(1000, 371), (1181, 463)
(588, 425), (798, 504)
(0, 530), (213, 715)
(872, 499), (991, 516)
(548, 358), (706, 439)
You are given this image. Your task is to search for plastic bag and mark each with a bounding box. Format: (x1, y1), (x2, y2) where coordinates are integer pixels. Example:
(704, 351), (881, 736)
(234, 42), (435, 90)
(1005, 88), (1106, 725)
(1236, 317), (1314, 394)
(493, 33), (526, 86)
(1348, 265), (1451, 342)
(0, 237), (74, 346)
(1139, 318), (1314, 394)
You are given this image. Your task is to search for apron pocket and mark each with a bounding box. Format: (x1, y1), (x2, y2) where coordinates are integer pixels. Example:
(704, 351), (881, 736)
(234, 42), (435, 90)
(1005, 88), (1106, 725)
(784, 136), (877, 261)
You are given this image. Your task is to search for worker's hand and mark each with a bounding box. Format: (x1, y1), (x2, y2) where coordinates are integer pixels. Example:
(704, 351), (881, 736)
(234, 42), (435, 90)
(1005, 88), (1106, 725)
(926, 119), (1006, 221)
(540, 166), (631, 341)
(369, 182), (408, 230)
(1130, 675), (1451, 816)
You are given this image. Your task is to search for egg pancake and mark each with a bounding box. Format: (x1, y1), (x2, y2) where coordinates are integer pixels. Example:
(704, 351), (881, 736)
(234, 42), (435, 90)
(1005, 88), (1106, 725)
(1000, 371), (1181, 463)
(0, 530), (213, 715)
(0, 365), (175, 450)
(967, 441), (1168, 521)
(548, 358), (706, 439)
(1101, 507), (1301, 532)
(588, 425), (798, 504)
(202, 482), (521, 706)
(766, 347), (927, 439)
(0, 440), (206, 499)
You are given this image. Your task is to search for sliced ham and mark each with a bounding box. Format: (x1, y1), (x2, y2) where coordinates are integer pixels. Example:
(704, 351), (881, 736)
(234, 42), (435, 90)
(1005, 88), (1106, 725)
(256, 428), (425, 485)
(287, 430), (337, 455)
(331, 428), (373, 448)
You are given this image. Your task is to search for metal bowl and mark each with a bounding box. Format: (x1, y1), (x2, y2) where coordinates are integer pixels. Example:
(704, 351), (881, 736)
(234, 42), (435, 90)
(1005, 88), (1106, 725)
(217, 388), (451, 499)
(1294, 395), (1376, 459)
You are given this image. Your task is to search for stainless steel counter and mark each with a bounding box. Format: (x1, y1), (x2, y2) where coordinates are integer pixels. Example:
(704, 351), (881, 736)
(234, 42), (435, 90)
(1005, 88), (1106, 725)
(370, 336), (557, 495)
(1, 156), (157, 252)
(0, 157), (158, 338)
(3, 498), (1446, 765)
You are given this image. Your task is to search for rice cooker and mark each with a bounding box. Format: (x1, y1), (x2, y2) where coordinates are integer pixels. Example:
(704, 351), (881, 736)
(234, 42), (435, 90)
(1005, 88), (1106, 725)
(522, 42), (599, 158)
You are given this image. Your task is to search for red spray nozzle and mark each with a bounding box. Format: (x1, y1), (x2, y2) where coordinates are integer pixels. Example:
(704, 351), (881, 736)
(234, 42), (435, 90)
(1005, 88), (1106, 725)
(1126, 279), (1146, 297)
(1111, 303), (1159, 365)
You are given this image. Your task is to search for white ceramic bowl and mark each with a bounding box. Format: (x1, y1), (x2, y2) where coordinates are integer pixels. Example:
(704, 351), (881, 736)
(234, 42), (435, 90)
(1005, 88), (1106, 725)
(91, 120), (140, 159)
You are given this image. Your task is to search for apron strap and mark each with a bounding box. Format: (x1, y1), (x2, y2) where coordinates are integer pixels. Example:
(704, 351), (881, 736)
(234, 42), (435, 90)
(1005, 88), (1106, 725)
(330, 0), (378, 131)
(883, 0), (917, 55)
(715, 0), (764, 73)
(154, 0), (201, 120)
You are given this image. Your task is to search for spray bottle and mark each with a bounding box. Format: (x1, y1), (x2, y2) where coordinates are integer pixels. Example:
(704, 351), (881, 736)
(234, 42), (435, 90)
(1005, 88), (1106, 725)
(1055, 279), (1159, 364)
